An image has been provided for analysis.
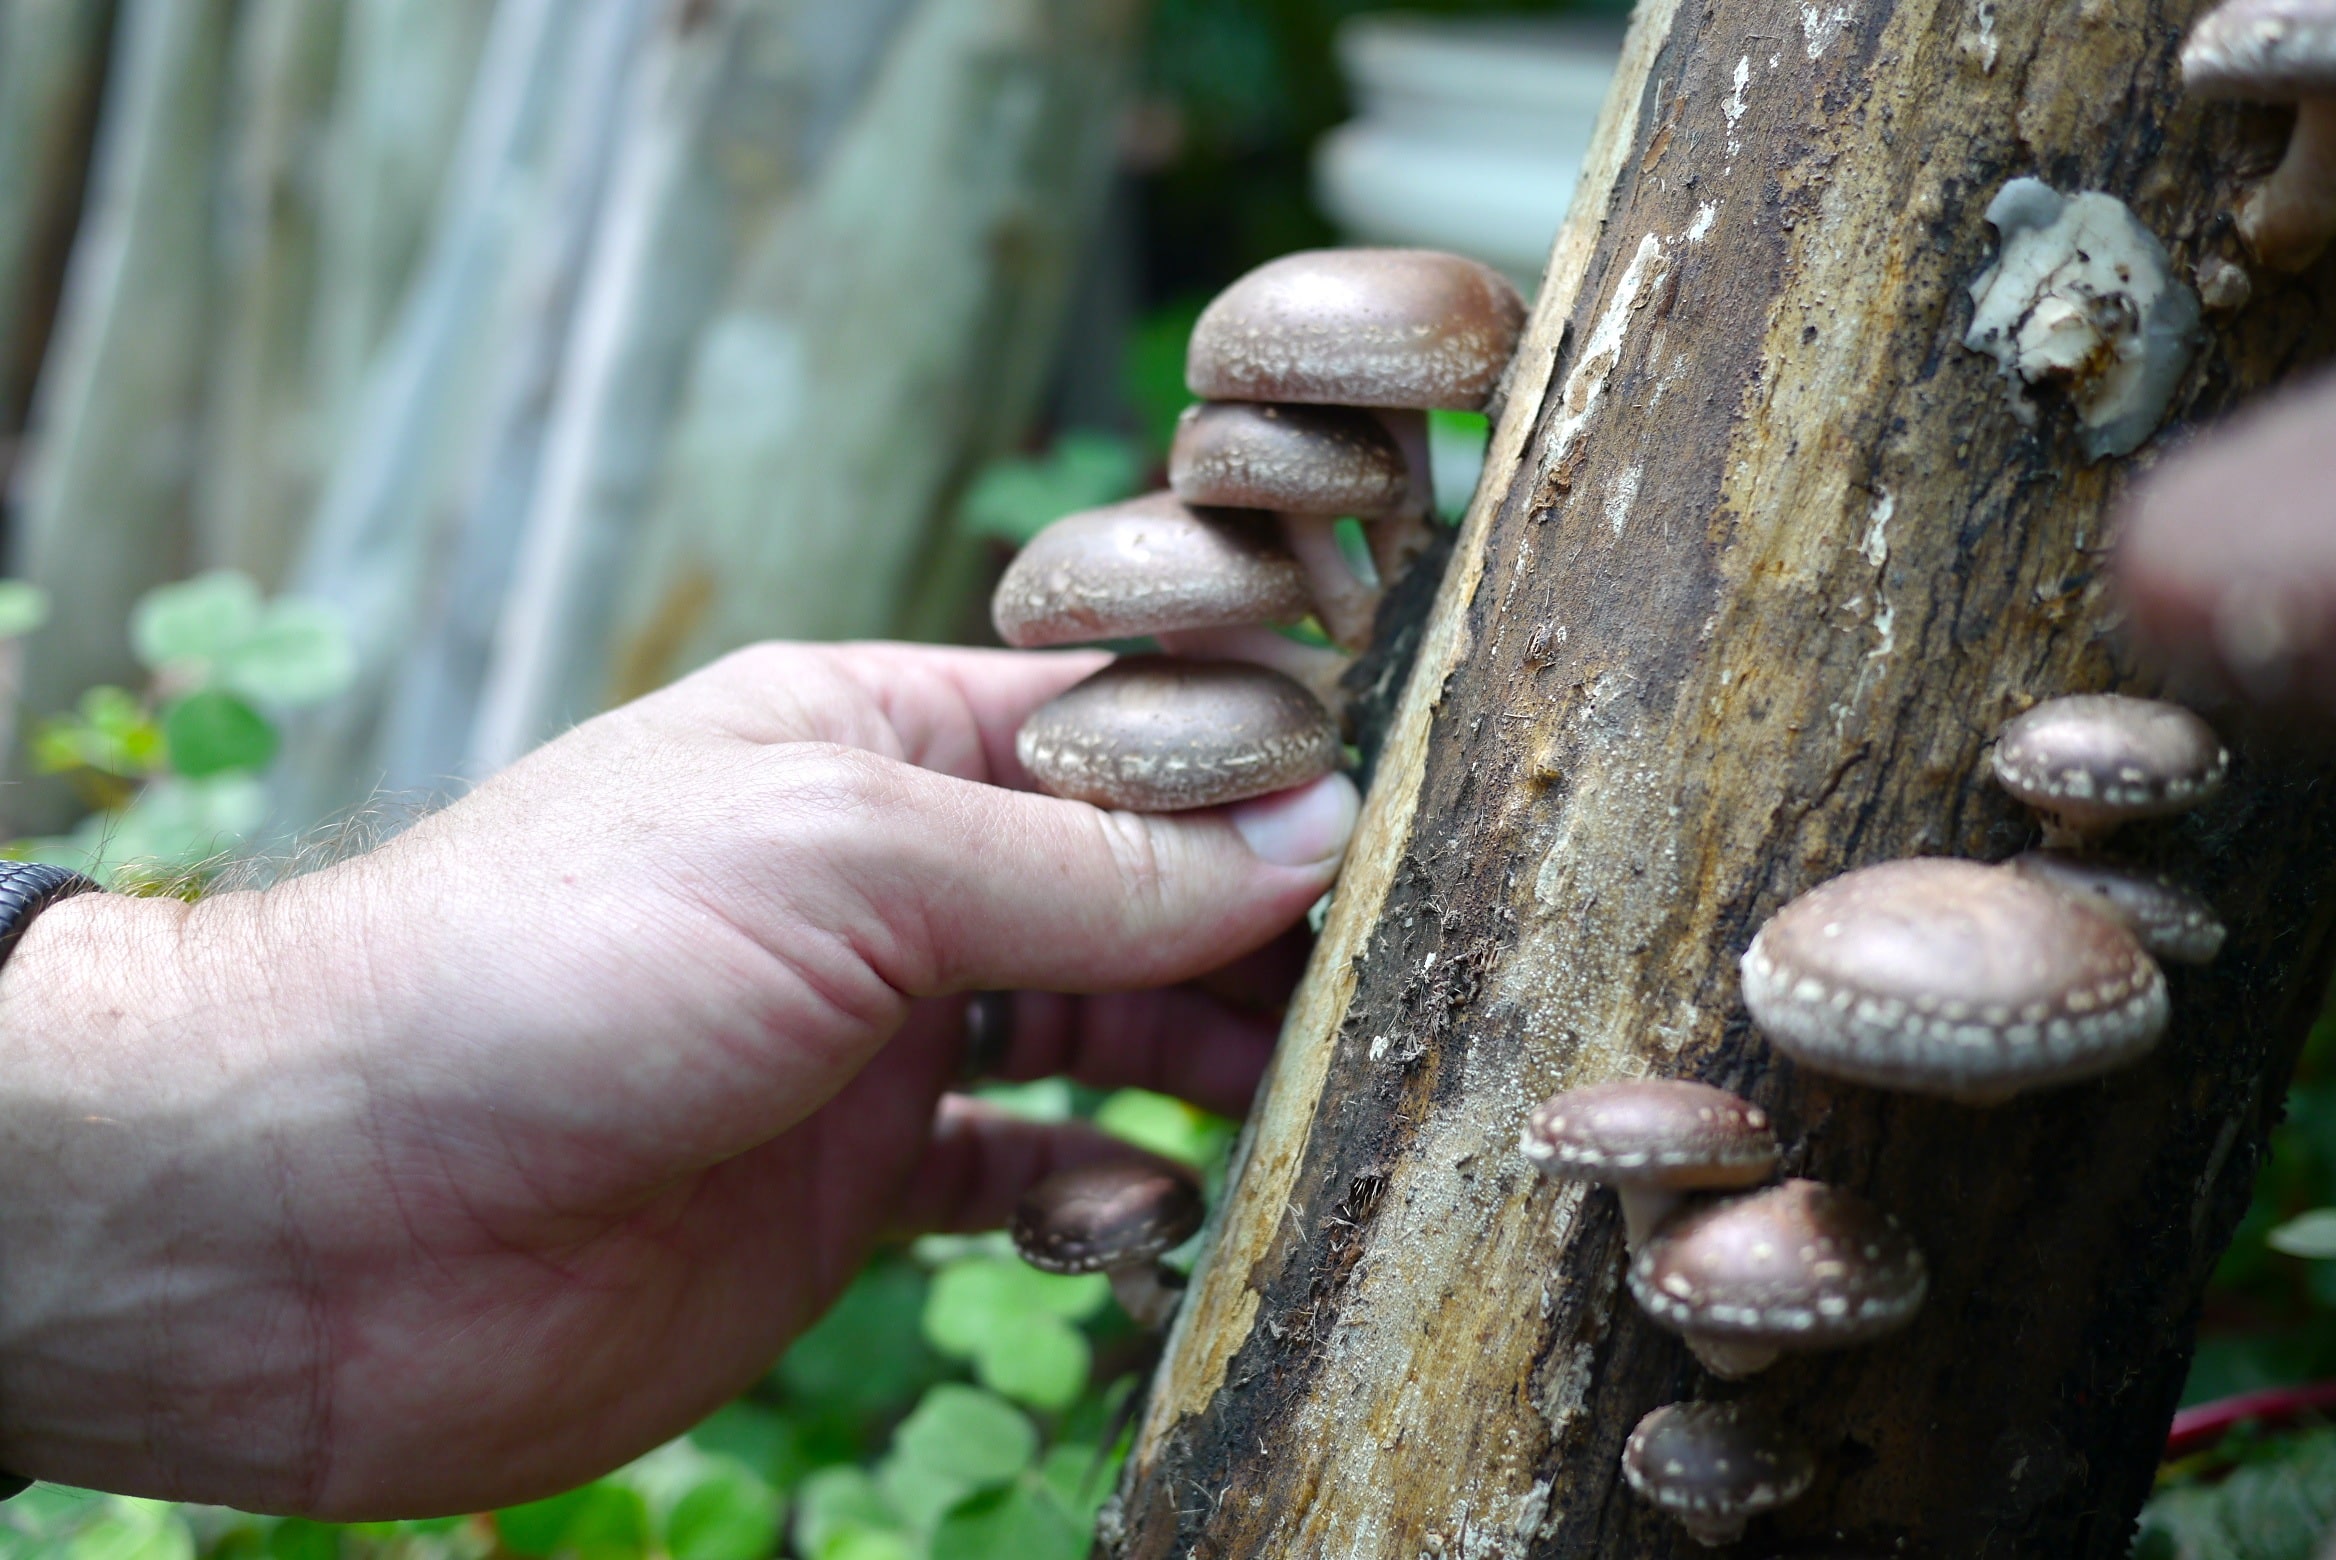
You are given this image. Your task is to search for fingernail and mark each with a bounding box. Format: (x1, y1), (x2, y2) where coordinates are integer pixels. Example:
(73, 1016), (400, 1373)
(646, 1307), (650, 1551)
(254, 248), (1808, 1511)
(1228, 773), (1360, 868)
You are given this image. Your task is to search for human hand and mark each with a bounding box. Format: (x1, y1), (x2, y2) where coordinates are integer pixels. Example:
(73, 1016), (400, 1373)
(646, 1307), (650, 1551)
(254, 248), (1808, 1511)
(0, 642), (1358, 1518)
(2116, 366), (2336, 712)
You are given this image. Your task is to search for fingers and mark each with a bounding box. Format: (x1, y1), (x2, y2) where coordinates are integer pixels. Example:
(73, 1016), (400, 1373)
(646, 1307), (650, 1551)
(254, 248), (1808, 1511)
(674, 642), (1112, 786)
(885, 1097), (1186, 1238)
(2116, 367), (2336, 712)
(809, 758), (1359, 997)
(981, 986), (1280, 1119)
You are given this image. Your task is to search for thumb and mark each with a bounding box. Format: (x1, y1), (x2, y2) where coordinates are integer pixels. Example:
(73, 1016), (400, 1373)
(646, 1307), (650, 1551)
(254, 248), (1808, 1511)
(825, 756), (1359, 997)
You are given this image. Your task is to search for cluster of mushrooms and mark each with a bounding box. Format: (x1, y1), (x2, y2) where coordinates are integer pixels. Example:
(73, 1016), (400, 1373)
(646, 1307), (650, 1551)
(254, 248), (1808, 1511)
(2182, 0), (2336, 278)
(984, 238), (2243, 1543)
(998, 247), (1528, 1319)
(1526, 692), (2231, 1545)
(998, 246), (1526, 813)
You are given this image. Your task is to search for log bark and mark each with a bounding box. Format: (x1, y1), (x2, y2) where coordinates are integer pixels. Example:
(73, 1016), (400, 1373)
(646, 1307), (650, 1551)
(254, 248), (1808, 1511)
(1107, 1), (2336, 1556)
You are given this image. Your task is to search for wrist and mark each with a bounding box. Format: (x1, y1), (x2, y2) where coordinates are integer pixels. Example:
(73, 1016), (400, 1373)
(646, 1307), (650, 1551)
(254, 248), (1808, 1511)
(0, 886), (332, 1503)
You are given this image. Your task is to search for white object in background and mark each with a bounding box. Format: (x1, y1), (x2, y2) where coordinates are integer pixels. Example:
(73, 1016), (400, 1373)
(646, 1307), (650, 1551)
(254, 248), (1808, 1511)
(1314, 13), (1624, 293)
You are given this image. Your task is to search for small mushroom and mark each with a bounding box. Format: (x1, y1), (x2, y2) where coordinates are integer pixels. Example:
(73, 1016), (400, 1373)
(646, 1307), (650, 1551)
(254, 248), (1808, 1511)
(2183, 0), (2336, 271)
(1169, 402), (1411, 649)
(1621, 1400), (1817, 1547)
(2004, 850), (2228, 965)
(1016, 656), (1343, 812)
(1990, 694), (2228, 845)
(991, 492), (1311, 648)
(1011, 1161), (1204, 1329)
(1185, 248), (1527, 594)
(1519, 1080), (1778, 1250)
(1628, 1179), (1928, 1379)
(1740, 858), (2169, 1103)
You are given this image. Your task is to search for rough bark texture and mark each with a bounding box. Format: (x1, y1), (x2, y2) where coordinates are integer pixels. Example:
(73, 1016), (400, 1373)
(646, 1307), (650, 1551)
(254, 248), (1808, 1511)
(1107, 0), (2336, 1555)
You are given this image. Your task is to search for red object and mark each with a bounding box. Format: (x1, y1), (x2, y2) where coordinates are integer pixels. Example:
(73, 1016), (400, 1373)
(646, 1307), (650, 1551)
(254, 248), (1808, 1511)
(2165, 1380), (2336, 1459)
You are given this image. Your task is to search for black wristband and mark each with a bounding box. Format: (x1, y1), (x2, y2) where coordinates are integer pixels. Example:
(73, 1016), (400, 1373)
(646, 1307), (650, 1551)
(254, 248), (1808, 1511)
(0, 864), (99, 1502)
(0, 863), (101, 978)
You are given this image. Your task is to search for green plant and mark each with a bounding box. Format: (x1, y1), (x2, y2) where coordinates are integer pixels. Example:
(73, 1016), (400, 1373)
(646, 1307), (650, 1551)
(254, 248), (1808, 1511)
(7, 571), (355, 891)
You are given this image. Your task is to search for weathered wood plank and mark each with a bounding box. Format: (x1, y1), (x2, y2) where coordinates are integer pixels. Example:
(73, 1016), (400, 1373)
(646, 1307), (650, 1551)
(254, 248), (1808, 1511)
(195, 0), (346, 587)
(0, 0), (112, 461)
(1109, 0), (2336, 1554)
(577, 0), (1146, 721)
(6, 0), (232, 833)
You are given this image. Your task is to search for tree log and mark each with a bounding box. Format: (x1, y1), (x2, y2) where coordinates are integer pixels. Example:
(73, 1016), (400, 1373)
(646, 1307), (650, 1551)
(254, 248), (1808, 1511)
(1107, 0), (2336, 1555)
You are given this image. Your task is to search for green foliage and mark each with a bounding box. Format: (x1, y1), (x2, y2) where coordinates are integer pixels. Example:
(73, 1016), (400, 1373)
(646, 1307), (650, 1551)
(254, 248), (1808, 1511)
(0, 582), (51, 641)
(2268, 1210), (2336, 1262)
(8, 571), (353, 889)
(956, 434), (1144, 549)
(2137, 1429), (2336, 1560)
(923, 1259), (1104, 1411)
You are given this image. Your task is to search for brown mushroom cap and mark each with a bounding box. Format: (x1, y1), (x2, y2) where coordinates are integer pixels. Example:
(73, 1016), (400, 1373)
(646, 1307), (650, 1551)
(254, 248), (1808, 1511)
(2183, 0), (2336, 98)
(1010, 1162), (1204, 1275)
(1621, 1401), (1816, 1547)
(1520, 1081), (1777, 1191)
(1740, 858), (2169, 1100)
(1016, 656), (1343, 812)
(990, 493), (1310, 648)
(2005, 851), (2228, 965)
(1990, 694), (2228, 836)
(1168, 402), (1410, 518)
(1185, 248), (1527, 411)
(1629, 1179), (1928, 1353)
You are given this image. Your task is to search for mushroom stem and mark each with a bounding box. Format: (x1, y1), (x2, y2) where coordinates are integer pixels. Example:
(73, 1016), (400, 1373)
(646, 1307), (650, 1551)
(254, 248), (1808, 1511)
(1678, 1512), (1750, 1549)
(2242, 96), (2336, 272)
(1367, 408), (1439, 584)
(1276, 511), (1381, 651)
(1154, 625), (1353, 725)
(2036, 812), (2095, 850)
(1108, 1262), (1185, 1329)
(1615, 1187), (1684, 1252)
(1685, 1336), (1782, 1380)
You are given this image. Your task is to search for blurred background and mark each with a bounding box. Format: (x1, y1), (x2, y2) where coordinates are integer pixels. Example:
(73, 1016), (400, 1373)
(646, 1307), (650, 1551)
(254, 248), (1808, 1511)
(0, 2), (2328, 1557)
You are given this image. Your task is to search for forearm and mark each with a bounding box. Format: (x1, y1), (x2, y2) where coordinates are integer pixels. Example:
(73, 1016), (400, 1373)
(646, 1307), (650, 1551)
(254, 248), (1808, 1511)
(0, 889), (341, 1506)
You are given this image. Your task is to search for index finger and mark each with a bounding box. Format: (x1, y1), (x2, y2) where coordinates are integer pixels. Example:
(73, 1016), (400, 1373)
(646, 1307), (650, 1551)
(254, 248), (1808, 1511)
(683, 641), (1112, 787)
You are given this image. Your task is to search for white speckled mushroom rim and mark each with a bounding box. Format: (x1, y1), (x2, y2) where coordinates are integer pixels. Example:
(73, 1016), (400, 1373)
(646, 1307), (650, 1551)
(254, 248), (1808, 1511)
(1621, 1402), (1817, 1519)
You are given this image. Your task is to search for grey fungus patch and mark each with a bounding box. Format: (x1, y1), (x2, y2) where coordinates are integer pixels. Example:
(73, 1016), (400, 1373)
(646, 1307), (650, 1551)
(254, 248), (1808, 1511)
(1520, 1080), (1778, 1248)
(1169, 402), (1410, 518)
(1016, 656), (1343, 813)
(990, 492), (1311, 649)
(1963, 178), (2201, 461)
(1621, 1400), (1817, 1547)
(1011, 1161), (1204, 1330)
(1991, 693), (2229, 842)
(2006, 851), (2228, 965)
(2183, 0), (2336, 270)
(1628, 1179), (1929, 1379)
(1740, 858), (2169, 1103)
(1185, 248), (1528, 411)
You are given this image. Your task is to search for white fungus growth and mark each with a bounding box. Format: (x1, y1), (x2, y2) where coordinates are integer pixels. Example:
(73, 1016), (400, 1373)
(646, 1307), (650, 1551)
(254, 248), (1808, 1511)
(1963, 178), (2201, 461)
